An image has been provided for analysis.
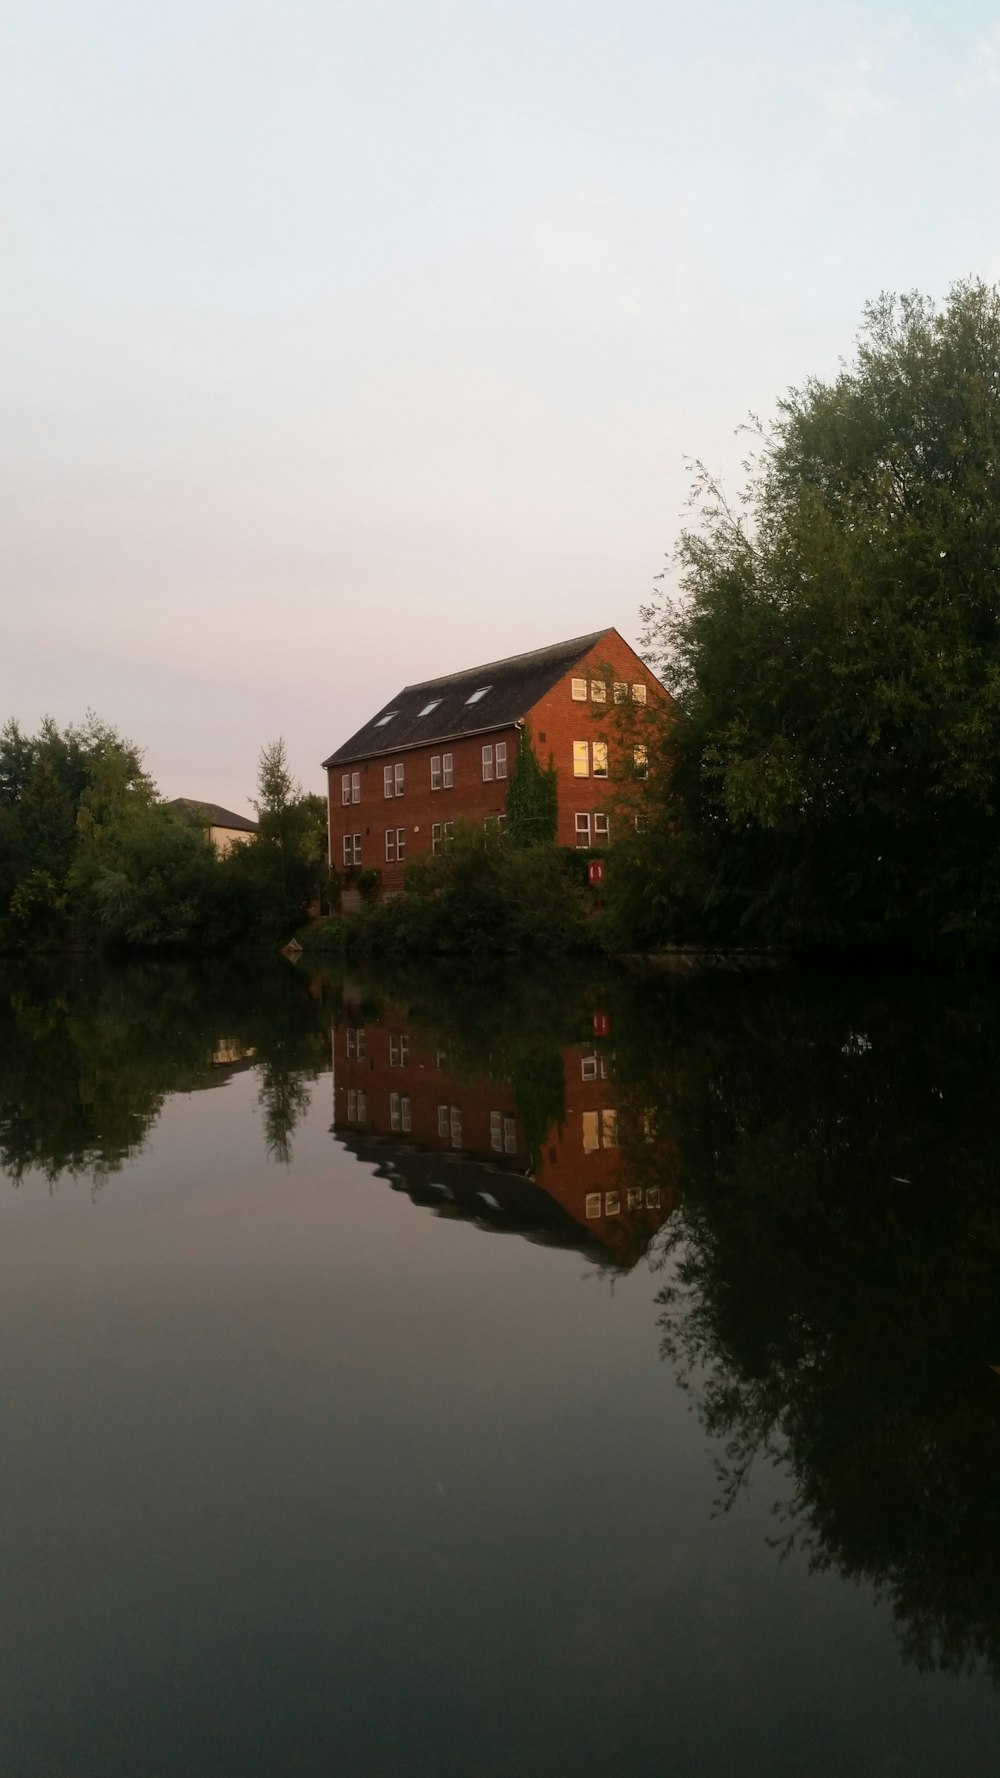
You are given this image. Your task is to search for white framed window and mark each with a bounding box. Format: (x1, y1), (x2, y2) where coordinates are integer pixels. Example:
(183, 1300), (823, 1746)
(490, 1111), (503, 1152)
(390, 1092), (401, 1131)
(442, 752), (453, 787)
(383, 764), (393, 799)
(394, 761), (404, 796)
(341, 773), (351, 805)
(396, 827), (405, 861)
(466, 685), (491, 704)
(582, 1111), (599, 1153)
(400, 1095), (411, 1133)
(605, 1190), (621, 1215)
(592, 741), (608, 779)
(390, 1093), (412, 1133)
(602, 1110), (618, 1148)
(357, 1090), (366, 1121)
(613, 682), (628, 703)
(352, 834), (361, 866)
(503, 1116), (516, 1154)
(590, 680), (606, 702)
(495, 740), (507, 778)
(627, 1187), (643, 1211)
(443, 820), (453, 844)
(634, 745), (648, 778)
(575, 813), (591, 848)
(432, 822), (442, 855)
(581, 1052), (598, 1081)
(594, 812), (610, 840)
(430, 755), (442, 790)
(342, 834), (352, 866)
(343, 834), (362, 866)
(437, 1104), (450, 1138)
(385, 829), (396, 863)
(352, 772), (360, 803)
(346, 1026), (355, 1059)
(573, 741), (589, 777)
(346, 1026), (366, 1060)
(482, 744), (494, 781)
(585, 1191), (602, 1218)
(645, 1187), (661, 1210)
(347, 1088), (356, 1120)
(632, 683), (647, 704)
(450, 1106), (462, 1148)
(571, 678), (587, 701)
(390, 1032), (410, 1067)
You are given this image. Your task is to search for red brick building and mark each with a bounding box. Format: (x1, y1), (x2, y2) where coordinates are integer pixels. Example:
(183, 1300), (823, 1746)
(322, 628), (666, 891)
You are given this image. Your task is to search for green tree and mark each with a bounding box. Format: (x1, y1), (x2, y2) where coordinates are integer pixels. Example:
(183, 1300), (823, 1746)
(504, 725), (558, 848)
(633, 279), (1000, 954)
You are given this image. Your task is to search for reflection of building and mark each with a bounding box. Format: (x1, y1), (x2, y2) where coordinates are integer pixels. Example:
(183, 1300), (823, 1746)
(332, 1007), (670, 1267)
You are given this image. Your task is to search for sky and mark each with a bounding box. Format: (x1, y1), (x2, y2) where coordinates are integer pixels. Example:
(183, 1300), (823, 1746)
(3, 0), (1000, 813)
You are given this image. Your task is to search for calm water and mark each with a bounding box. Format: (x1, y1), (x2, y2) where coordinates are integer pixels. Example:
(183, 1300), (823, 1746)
(1, 957), (999, 1777)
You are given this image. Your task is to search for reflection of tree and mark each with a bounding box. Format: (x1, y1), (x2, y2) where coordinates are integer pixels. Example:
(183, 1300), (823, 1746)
(0, 959), (331, 1184)
(618, 973), (1000, 1682)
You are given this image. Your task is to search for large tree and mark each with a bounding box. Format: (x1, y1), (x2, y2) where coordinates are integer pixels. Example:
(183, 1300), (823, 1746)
(624, 279), (1000, 953)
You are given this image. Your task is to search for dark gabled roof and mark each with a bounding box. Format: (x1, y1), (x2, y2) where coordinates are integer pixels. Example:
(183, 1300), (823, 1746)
(322, 628), (612, 768)
(167, 799), (258, 833)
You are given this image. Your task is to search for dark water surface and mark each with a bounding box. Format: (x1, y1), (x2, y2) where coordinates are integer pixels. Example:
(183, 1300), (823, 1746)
(1, 958), (999, 1777)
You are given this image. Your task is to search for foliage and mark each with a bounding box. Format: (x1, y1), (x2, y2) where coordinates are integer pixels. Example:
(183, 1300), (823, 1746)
(504, 725), (558, 847)
(626, 279), (1000, 954)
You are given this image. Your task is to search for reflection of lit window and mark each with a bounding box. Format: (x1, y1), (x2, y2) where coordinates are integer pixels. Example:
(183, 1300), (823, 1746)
(450, 1106), (462, 1149)
(437, 1105), (449, 1137)
(346, 1027), (355, 1059)
(605, 1191), (620, 1215)
(582, 1111), (600, 1153)
(627, 1187), (642, 1211)
(503, 1116), (516, 1154)
(581, 1053), (598, 1081)
(645, 1187), (661, 1209)
(490, 1111), (503, 1152)
(389, 1033), (410, 1067)
(602, 1110), (618, 1148)
(585, 1192), (602, 1218)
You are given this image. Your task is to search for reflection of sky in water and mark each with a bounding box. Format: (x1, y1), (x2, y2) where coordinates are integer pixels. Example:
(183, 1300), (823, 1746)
(1, 986), (999, 1776)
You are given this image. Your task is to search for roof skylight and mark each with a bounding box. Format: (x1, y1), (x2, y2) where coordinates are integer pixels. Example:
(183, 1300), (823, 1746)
(465, 685), (492, 704)
(374, 710), (399, 726)
(416, 699), (441, 717)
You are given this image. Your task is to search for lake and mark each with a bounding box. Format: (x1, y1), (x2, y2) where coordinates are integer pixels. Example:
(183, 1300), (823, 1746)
(1, 956), (998, 1777)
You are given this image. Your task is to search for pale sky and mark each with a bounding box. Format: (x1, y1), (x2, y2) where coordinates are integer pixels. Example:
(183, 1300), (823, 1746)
(3, 0), (999, 813)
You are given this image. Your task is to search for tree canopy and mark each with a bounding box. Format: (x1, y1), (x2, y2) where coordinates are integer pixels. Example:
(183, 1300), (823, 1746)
(617, 279), (1000, 954)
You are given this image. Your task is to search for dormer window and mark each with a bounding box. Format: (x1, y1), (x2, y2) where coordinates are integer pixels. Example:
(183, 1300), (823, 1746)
(465, 685), (491, 704)
(416, 699), (441, 717)
(374, 710), (399, 726)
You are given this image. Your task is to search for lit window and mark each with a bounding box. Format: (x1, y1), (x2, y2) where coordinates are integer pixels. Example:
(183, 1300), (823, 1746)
(450, 1106), (462, 1148)
(585, 1192), (602, 1218)
(582, 1111), (600, 1153)
(594, 812), (610, 840)
(394, 762), (404, 796)
(482, 744), (494, 781)
(645, 1187), (661, 1210)
(383, 765), (393, 799)
(442, 753), (453, 788)
(634, 745), (648, 778)
(385, 829), (396, 863)
(575, 812), (591, 848)
(430, 755), (442, 790)
(503, 1116), (516, 1154)
(573, 741), (589, 777)
(495, 741), (507, 778)
(374, 710), (399, 726)
(437, 1104), (449, 1138)
(466, 686), (491, 704)
(627, 1187), (643, 1211)
(571, 678), (587, 701)
(602, 1110), (618, 1148)
(581, 1053), (598, 1081)
(613, 682), (628, 703)
(605, 1190), (621, 1215)
(396, 827), (405, 861)
(417, 700), (441, 717)
(590, 680), (606, 702)
(490, 1111), (503, 1152)
(352, 834), (361, 865)
(432, 822), (443, 855)
(632, 683), (647, 704)
(592, 741), (608, 779)
(341, 773), (351, 806)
